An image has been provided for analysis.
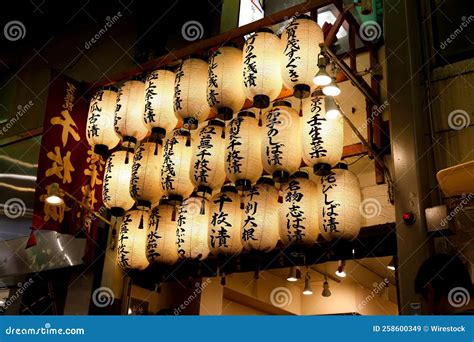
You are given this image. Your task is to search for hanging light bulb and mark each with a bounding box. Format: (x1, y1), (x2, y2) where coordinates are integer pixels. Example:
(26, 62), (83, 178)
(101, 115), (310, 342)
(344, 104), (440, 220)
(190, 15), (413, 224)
(117, 209), (150, 271)
(45, 182), (64, 205)
(302, 93), (344, 176)
(160, 130), (194, 205)
(174, 58), (211, 130)
(208, 185), (243, 256)
(322, 276), (331, 297)
(146, 201), (179, 266)
(191, 119), (226, 199)
(243, 28), (283, 109)
(224, 111), (263, 191)
(322, 77), (341, 96)
(313, 53), (331, 86)
(208, 45), (246, 120)
(86, 86), (121, 155)
(114, 78), (149, 148)
(324, 96), (341, 120)
(335, 260), (346, 277)
(261, 101), (302, 183)
(144, 69), (179, 138)
(281, 15), (324, 99)
(318, 164), (362, 241)
(303, 273), (313, 295)
(241, 177), (280, 252)
(387, 257), (396, 271)
(286, 266), (301, 282)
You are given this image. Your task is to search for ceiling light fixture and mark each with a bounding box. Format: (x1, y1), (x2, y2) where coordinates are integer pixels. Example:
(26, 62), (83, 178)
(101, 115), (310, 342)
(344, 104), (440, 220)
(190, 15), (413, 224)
(335, 260), (346, 278)
(324, 96), (341, 120)
(302, 273), (313, 295)
(387, 257), (396, 271)
(321, 276), (331, 297)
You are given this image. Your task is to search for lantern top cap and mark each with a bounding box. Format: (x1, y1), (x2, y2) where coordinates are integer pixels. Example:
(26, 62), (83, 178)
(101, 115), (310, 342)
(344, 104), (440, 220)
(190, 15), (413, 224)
(101, 85), (119, 92)
(257, 177), (275, 186)
(208, 119), (225, 127)
(221, 185), (238, 193)
(129, 74), (146, 82)
(273, 100), (292, 108)
(220, 41), (238, 48)
(333, 162), (348, 170)
(175, 129), (191, 137)
(292, 171), (309, 179)
(295, 14), (312, 20)
(256, 27), (274, 34)
(154, 65), (174, 72)
(186, 54), (208, 62)
(237, 110), (256, 118)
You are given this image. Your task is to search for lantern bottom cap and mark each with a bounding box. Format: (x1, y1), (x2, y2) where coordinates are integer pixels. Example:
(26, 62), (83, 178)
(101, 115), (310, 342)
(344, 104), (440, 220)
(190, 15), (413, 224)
(253, 95), (270, 109)
(217, 107), (234, 121)
(183, 117), (199, 130)
(235, 179), (252, 191)
(272, 170), (290, 183)
(167, 194), (184, 205)
(151, 127), (166, 139)
(110, 207), (125, 217)
(136, 200), (152, 210)
(196, 186), (213, 197)
(293, 84), (311, 99)
(93, 144), (109, 156)
(313, 163), (332, 176)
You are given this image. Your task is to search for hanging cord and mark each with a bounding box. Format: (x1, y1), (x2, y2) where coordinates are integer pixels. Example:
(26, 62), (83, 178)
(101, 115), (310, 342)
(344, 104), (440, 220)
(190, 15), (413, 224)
(258, 108), (262, 126)
(299, 97), (303, 117)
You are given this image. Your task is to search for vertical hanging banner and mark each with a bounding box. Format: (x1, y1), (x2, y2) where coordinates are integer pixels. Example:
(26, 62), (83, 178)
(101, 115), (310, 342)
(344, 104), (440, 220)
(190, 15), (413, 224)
(32, 71), (104, 261)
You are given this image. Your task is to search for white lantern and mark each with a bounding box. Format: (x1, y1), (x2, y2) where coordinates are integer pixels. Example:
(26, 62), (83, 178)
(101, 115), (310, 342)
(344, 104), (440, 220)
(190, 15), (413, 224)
(130, 140), (164, 209)
(209, 185), (243, 256)
(243, 28), (283, 108)
(302, 94), (343, 175)
(190, 119), (226, 198)
(103, 148), (135, 216)
(208, 46), (246, 120)
(176, 195), (210, 260)
(114, 79), (149, 147)
(319, 164), (361, 240)
(174, 58), (211, 129)
(117, 209), (150, 271)
(225, 111), (263, 191)
(161, 130), (194, 205)
(241, 177), (279, 252)
(279, 171), (319, 247)
(281, 16), (324, 99)
(146, 202), (179, 266)
(86, 87), (121, 155)
(144, 69), (179, 138)
(261, 100), (302, 182)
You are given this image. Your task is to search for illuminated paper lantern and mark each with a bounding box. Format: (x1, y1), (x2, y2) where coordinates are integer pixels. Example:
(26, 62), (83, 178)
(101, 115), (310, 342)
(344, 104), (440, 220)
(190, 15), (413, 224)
(261, 100), (302, 182)
(302, 94), (343, 176)
(319, 164), (361, 240)
(208, 185), (243, 256)
(146, 202), (179, 266)
(86, 87), (120, 155)
(144, 69), (178, 138)
(161, 130), (194, 205)
(281, 16), (324, 99)
(114, 79), (149, 146)
(241, 177), (279, 252)
(117, 209), (150, 271)
(130, 140), (164, 209)
(279, 171), (319, 247)
(208, 46), (246, 120)
(225, 111), (263, 191)
(176, 195), (210, 260)
(243, 28), (283, 108)
(174, 58), (211, 129)
(103, 148), (135, 216)
(190, 119), (226, 198)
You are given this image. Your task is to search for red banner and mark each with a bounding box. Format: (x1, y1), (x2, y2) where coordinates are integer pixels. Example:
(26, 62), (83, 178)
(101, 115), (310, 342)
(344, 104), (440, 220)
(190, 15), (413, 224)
(32, 71), (104, 261)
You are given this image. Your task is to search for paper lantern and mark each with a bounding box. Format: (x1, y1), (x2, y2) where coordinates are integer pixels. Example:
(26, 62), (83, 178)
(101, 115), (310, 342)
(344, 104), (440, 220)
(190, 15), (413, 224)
(281, 16), (324, 99)
(86, 87), (120, 155)
(225, 111), (263, 191)
(146, 201), (179, 266)
(208, 46), (246, 120)
(176, 195), (210, 260)
(174, 58), (211, 129)
(117, 209), (150, 271)
(241, 177), (279, 252)
(302, 94), (343, 176)
(114, 79), (149, 147)
(130, 140), (164, 209)
(208, 185), (243, 256)
(261, 100), (302, 182)
(190, 119), (226, 198)
(242, 28), (283, 108)
(144, 69), (178, 138)
(319, 164), (361, 241)
(161, 130), (194, 205)
(279, 171), (319, 247)
(102, 148), (135, 216)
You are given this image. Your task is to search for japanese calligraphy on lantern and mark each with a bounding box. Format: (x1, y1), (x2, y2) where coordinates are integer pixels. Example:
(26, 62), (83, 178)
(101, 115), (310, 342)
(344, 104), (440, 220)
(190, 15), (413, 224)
(146, 207), (162, 262)
(307, 97), (327, 159)
(242, 35), (257, 88)
(242, 186), (259, 242)
(284, 179), (306, 242)
(207, 50), (220, 106)
(226, 117), (243, 174)
(194, 125), (215, 184)
(320, 172), (340, 234)
(283, 20), (301, 83)
(264, 109), (285, 166)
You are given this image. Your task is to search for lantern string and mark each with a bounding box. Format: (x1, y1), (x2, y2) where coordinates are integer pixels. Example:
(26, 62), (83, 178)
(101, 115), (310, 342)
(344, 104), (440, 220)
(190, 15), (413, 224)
(240, 192), (245, 210)
(125, 140), (131, 164)
(200, 196), (206, 215)
(138, 210), (144, 229)
(299, 97), (303, 117)
(258, 108), (262, 127)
